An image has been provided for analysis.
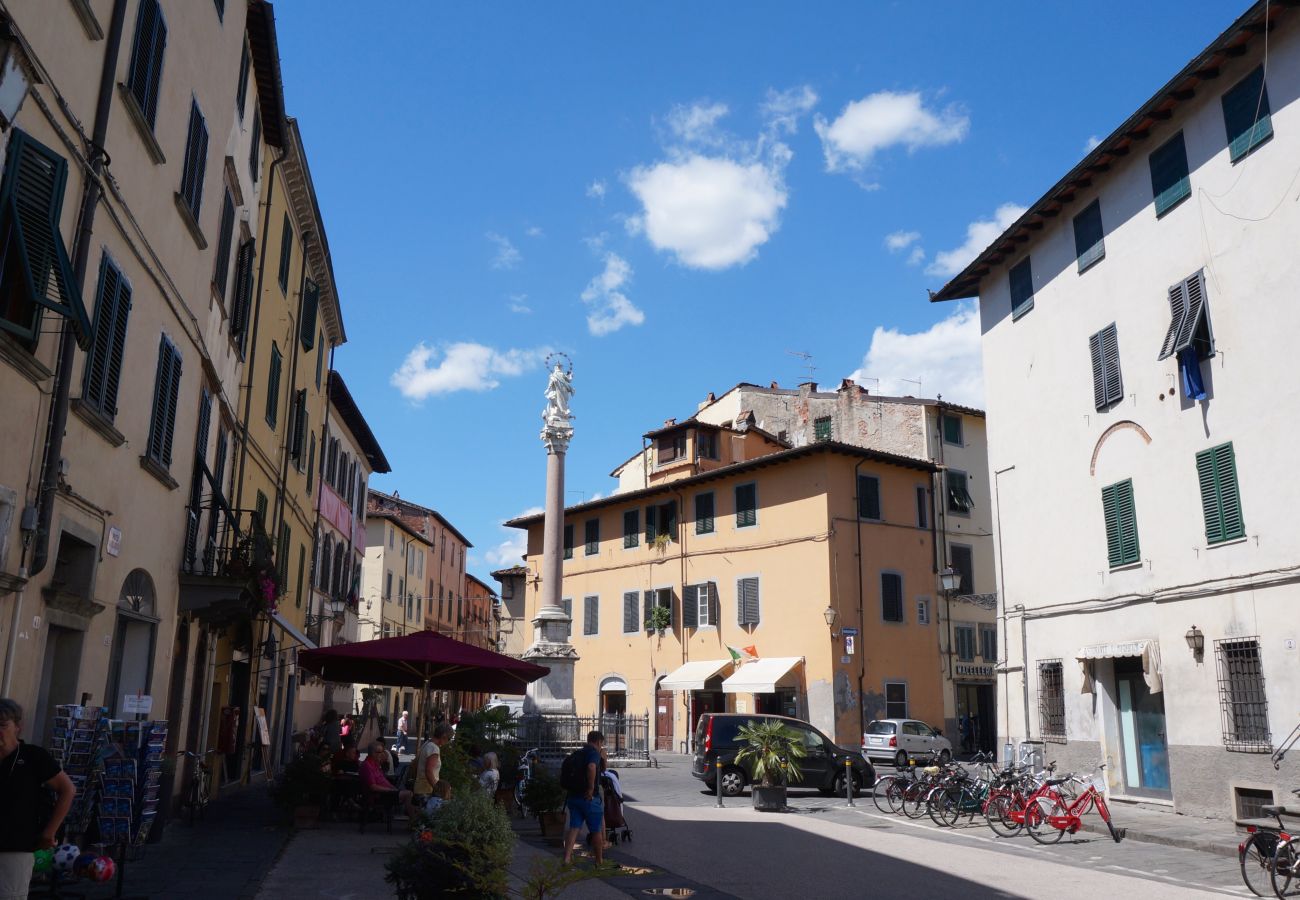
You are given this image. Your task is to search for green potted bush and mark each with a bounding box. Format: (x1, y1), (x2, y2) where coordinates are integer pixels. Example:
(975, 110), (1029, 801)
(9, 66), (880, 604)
(647, 604), (671, 636)
(734, 719), (805, 812)
(386, 789), (514, 899)
(270, 752), (331, 826)
(520, 769), (567, 837)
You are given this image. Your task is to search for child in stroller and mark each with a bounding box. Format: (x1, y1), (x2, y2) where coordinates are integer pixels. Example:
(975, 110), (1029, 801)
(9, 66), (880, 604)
(601, 768), (631, 845)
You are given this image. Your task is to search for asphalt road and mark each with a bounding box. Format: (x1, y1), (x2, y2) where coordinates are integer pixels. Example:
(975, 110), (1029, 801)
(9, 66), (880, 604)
(600, 754), (1250, 899)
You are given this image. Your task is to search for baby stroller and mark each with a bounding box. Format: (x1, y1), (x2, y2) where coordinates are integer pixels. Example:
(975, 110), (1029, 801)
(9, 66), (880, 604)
(602, 770), (631, 845)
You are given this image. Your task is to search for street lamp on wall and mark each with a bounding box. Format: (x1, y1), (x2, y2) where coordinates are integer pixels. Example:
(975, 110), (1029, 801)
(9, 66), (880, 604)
(823, 605), (839, 637)
(940, 567), (961, 595)
(1185, 625), (1205, 662)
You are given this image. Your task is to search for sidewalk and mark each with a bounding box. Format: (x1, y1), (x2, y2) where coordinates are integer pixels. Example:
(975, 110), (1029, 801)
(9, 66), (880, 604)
(1076, 801), (1243, 858)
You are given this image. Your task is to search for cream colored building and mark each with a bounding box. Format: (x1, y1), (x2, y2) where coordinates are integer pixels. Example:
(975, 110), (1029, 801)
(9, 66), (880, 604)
(509, 436), (944, 753)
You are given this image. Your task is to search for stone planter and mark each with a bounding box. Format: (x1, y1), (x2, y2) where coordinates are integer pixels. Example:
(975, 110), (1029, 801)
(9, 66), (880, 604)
(538, 810), (567, 837)
(751, 785), (786, 812)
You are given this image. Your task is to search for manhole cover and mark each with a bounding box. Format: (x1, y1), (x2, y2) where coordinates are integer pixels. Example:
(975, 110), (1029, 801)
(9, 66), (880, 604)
(642, 890), (695, 897)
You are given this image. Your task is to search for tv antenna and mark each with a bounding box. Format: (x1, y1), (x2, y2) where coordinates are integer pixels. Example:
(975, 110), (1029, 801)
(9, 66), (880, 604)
(786, 350), (816, 382)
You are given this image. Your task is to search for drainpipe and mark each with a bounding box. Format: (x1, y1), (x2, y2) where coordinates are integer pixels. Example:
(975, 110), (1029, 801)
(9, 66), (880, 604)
(852, 458), (866, 741)
(29, 0), (128, 577)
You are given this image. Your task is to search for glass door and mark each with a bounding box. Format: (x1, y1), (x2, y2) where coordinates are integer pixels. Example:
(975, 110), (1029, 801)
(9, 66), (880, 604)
(1115, 658), (1170, 797)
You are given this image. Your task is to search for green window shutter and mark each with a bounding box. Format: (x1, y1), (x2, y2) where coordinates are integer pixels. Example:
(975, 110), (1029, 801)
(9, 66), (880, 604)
(858, 474), (880, 519)
(1149, 132), (1191, 217)
(315, 332), (324, 387)
(146, 336), (182, 466)
(1102, 483), (1122, 567)
(291, 389), (307, 460)
(126, 0), (166, 128)
(265, 343), (281, 427)
(643, 589), (654, 630)
(1102, 479), (1140, 567)
(623, 509), (639, 548)
(300, 279), (319, 351)
(708, 582), (720, 626)
(942, 414), (962, 445)
(1195, 448), (1223, 545)
(278, 214), (293, 292)
(1222, 65), (1272, 162)
(737, 577), (760, 626)
(1072, 199), (1105, 272)
(229, 238), (255, 340)
(83, 253), (132, 417)
(881, 573), (903, 622)
(682, 585), (698, 629)
(235, 41), (250, 118)
(295, 544), (305, 608)
(644, 504), (657, 543)
(1009, 257), (1034, 320)
(661, 500), (677, 537)
(563, 524), (573, 560)
(306, 439), (315, 495)
(1089, 323), (1122, 409)
(814, 416), (832, 442)
(695, 492), (714, 535)
(736, 483), (756, 528)
(623, 591), (638, 632)
(584, 518), (599, 555)
(194, 389), (212, 478)
(249, 109), (261, 181)
(1118, 481), (1140, 565)
(1198, 443), (1245, 544)
(213, 190), (235, 300)
(179, 101), (208, 217)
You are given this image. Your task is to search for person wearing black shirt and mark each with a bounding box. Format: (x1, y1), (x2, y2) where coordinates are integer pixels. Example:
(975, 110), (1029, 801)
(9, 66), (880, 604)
(0, 699), (75, 900)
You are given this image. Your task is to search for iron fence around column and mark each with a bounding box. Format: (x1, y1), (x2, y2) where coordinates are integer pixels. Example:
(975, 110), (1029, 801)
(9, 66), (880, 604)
(496, 713), (650, 764)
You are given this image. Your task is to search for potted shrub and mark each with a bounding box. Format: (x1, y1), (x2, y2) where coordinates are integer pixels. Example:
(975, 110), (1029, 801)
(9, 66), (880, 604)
(734, 719), (805, 812)
(387, 790), (514, 899)
(270, 752), (330, 827)
(647, 604), (671, 636)
(521, 770), (567, 837)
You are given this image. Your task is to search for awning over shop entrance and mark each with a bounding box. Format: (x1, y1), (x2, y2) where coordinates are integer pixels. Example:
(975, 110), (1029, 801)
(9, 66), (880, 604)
(659, 659), (732, 691)
(270, 610), (317, 650)
(722, 657), (803, 694)
(1075, 639), (1161, 693)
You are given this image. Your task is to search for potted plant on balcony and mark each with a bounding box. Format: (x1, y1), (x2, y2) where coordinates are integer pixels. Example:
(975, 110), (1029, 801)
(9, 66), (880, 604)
(520, 770), (567, 838)
(734, 719), (805, 812)
(647, 604), (671, 636)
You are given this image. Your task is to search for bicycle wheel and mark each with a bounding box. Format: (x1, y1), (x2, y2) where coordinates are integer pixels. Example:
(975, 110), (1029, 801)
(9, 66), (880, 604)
(936, 788), (966, 828)
(1026, 796), (1068, 845)
(872, 776), (898, 814)
(1273, 839), (1299, 898)
(984, 792), (1023, 838)
(901, 783), (929, 819)
(1240, 831), (1279, 897)
(927, 787), (953, 827)
(885, 778), (909, 814)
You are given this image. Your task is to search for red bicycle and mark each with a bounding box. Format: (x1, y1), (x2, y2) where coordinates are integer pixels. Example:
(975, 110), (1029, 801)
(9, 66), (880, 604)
(1025, 766), (1125, 845)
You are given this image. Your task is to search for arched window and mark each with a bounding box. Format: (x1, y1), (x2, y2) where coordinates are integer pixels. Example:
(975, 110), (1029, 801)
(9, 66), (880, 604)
(105, 570), (158, 716)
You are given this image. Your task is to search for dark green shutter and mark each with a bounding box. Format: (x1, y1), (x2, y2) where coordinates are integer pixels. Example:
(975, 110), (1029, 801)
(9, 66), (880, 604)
(249, 110), (261, 181)
(643, 589), (654, 629)
(1102, 479), (1140, 567)
(180, 101), (208, 216)
(278, 214), (292, 292)
(147, 336), (181, 466)
(291, 389), (307, 459)
(623, 509), (639, 548)
(708, 582), (720, 626)
(84, 253), (132, 417)
(1149, 132), (1191, 216)
(736, 484), (756, 527)
(1197, 443), (1244, 544)
(230, 238), (254, 338)
(645, 504), (657, 542)
(563, 524), (573, 560)
(214, 190), (235, 300)
(1073, 200), (1105, 272)
(682, 585), (698, 629)
(1222, 66), (1272, 162)
(695, 492), (714, 535)
(265, 344), (281, 427)
(1009, 257), (1034, 319)
(300, 279), (319, 350)
(882, 573), (902, 622)
(737, 577), (759, 626)
(195, 389), (212, 475)
(127, 0), (166, 128)
(235, 41), (250, 118)
(661, 500), (677, 537)
(623, 591), (638, 632)
(858, 475), (880, 519)
(1090, 323), (1122, 409)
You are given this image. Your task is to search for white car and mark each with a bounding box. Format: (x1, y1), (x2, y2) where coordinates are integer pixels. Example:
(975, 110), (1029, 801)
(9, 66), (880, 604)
(862, 718), (952, 767)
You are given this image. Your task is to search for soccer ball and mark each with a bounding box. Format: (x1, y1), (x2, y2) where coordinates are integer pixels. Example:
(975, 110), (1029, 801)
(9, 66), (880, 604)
(88, 856), (115, 882)
(31, 849), (53, 873)
(53, 844), (80, 872)
(73, 853), (98, 877)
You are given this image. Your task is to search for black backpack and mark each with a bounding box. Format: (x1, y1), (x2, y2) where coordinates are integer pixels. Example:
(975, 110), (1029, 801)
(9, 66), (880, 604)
(560, 748), (589, 793)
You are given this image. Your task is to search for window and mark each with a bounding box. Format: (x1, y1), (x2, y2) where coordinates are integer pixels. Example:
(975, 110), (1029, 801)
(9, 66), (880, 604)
(583, 595), (599, 636)
(1072, 199), (1105, 272)
(645, 500), (676, 543)
(289, 389), (307, 463)
(813, 416), (832, 442)
(695, 492), (714, 535)
(683, 583), (718, 629)
(946, 471), (973, 514)
(1236, 787), (1276, 820)
(235, 40), (250, 118)
(254, 490), (268, 532)
(145, 335), (182, 468)
(622, 590), (639, 633)
(1149, 131), (1191, 217)
(179, 101), (209, 219)
(277, 522), (290, 582)
(1157, 269), (1214, 363)
(300, 279), (319, 351)
(949, 544), (973, 594)
(1197, 442), (1245, 545)
(1038, 660), (1065, 741)
(942, 413), (963, 445)
(562, 524), (573, 560)
(735, 483), (757, 528)
(954, 624), (976, 661)
(0, 131), (91, 349)
(278, 214), (293, 293)
(249, 110), (261, 181)
(229, 238), (255, 343)
(1216, 638), (1270, 751)
(881, 572), (903, 623)
(857, 474), (881, 520)
(736, 576), (760, 626)
(696, 428), (718, 460)
(915, 486), (928, 529)
(315, 334), (324, 387)
(212, 190), (235, 302)
(1101, 478), (1140, 567)
(306, 439), (315, 495)
(657, 432), (685, 464)
(884, 682), (907, 719)
(1009, 257), (1034, 320)
(126, 0), (166, 129)
(980, 625), (997, 662)
(1088, 323), (1123, 410)
(584, 518), (599, 556)
(1222, 65), (1272, 162)
(82, 253), (133, 419)
(916, 597), (930, 625)
(265, 342), (281, 428)
(642, 587), (672, 630)
(623, 509), (639, 548)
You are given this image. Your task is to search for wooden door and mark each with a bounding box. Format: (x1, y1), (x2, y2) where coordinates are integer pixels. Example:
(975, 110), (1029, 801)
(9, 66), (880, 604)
(655, 689), (674, 751)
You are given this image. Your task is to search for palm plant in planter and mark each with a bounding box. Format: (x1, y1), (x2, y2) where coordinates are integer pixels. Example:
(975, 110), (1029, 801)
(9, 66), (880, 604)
(520, 770), (567, 837)
(734, 719), (805, 811)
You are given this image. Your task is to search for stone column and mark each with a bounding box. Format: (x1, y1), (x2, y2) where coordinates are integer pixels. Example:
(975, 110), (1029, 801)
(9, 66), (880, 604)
(540, 447), (565, 612)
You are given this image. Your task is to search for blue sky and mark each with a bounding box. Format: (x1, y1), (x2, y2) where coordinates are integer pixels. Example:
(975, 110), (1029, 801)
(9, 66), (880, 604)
(273, 0), (1239, 583)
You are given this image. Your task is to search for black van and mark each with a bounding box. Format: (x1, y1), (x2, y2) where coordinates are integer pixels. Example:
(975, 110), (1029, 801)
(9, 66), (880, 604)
(691, 713), (875, 797)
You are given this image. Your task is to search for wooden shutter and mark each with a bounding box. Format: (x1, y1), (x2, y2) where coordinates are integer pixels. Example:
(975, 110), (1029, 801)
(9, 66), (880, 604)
(147, 336), (181, 466)
(661, 500), (677, 536)
(563, 523), (573, 559)
(882, 573), (902, 622)
(1222, 66), (1272, 161)
(858, 475), (880, 519)
(1102, 483), (1122, 567)
(291, 389), (307, 459)
(180, 102), (208, 215)
(737, 577), (759, 626)
(1157, 281), (1187, 361)
(249, 110), (261, 181)
(1102, 480), (1140, 567)
(1090, 323), (1122, 409)
(230, 238), (255, 338)
(214, 191), (235, 299)
(278, 214), (293, 290)
(643, 589), (654, 629)
(300, 280), (319, 350)
(1174, 271), (1206, 354)
(195, 389), (212, 474)
(235, 41), (250, 117)
(584, 596), (597, 635)
(1073, 200), (1105, 272)
(708, 582), (720, 626)
(265, 344), (281, 426)
(623, 591), (638, 632)
(736, 484), (756, 527)
(84, 254), (132, 416)
(623, 509), (638, 548)
(1198, 444), (1245, 545)
(696, 492), (714, 534)
(1009, 257), (1034, 319)
(644, 504), (657, 543)
(1149, 132), (1191, 216)
(682, 585), (698, 629)
(127, 0), (166, 128)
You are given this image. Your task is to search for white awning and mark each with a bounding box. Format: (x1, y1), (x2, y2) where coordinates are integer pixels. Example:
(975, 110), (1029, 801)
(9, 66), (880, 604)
(270, 610), (318, 650)
(722, 657), (803, 694)
(1076, 639), (1161, 694)
(659, 659), (733, 692)
(600, 677), (628, 692)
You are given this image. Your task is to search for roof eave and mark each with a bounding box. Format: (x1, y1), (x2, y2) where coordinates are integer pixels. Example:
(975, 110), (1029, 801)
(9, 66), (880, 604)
(245, 0), (286, 149)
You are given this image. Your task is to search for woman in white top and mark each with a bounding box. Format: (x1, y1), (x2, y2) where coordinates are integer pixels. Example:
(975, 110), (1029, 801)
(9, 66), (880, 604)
(478, 751), (500, 795)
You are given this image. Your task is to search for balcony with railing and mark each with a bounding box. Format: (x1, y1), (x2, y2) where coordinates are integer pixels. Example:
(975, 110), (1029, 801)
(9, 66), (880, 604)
(178, 501), (277, 625)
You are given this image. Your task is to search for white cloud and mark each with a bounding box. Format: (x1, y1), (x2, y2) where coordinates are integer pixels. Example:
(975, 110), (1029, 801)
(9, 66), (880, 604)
(525, 225), (544, 238)
(483, 506), (544, 567)
(666, 101), (730, 146)
(508, 293), (531, 314)
(390, 342), (548, 400)
(581, 252), (644, 336)
(486, 232), (521, 269)
(1084, 134), (1102, 153)
(761, 85), (818, 135)
(586, 180), (607, 201)
(884, 230), (921, 253)
(907, 246), (926, 266)
(815, 90), (969, 174)
(582, 232), (608, 252)
(627, 155), (787, 270)
(849, 301), (983, 408)
(926, 203), (1026, 278)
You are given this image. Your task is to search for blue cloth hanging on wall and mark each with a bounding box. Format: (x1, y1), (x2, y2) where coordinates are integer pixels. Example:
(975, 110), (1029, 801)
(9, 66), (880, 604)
(1178, 348), (1206, 400)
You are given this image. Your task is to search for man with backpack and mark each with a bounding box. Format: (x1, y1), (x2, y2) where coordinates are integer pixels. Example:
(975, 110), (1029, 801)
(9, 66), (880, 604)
(561, 730), (605, 866)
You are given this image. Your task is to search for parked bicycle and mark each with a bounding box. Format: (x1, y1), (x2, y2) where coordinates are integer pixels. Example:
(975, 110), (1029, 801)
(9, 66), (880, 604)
(1023, 764), (1125, 845)
(513, 747), (540, 818)
(175, 749), (216, 826)
(1237, 795), (1293, 897)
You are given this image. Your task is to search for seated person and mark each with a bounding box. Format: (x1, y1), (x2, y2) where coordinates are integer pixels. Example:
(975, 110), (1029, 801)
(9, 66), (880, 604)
(360, 741), (412, 812)
(331, 737), (360, 775)
(424, 779), (452, 814)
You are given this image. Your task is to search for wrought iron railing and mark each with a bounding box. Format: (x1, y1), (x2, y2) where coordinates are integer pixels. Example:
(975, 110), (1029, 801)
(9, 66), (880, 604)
(181, 501), (273, 581)
(495, 713), (650, 762)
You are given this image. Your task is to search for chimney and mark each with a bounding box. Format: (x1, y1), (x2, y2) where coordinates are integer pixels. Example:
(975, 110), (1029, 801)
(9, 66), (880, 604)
(769, 381), (779, 389)
(839, 378), (856, 392)
(798, 381), (817, 395)
(663, 418), (676, 427)
(697, 392), (716, 412)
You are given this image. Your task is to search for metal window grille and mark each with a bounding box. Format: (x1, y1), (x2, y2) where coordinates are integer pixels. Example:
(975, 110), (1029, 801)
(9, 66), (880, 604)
(1235, 786), (1275, 820)
(1038, 659), (1065, 742)
(1216, 637), (1271, 751)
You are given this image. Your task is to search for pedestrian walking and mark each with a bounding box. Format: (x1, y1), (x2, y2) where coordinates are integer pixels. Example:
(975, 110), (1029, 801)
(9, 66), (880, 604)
(562, 731), (605, 867)
(412, 723), (454, 810)
(0, 699), (76, 900)
(392, 710), (410, 755)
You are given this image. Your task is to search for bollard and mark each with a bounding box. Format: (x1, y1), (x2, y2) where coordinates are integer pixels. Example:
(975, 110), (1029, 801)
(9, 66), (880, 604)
(716, 760), (724, 808)
(845, 758), (855, 806)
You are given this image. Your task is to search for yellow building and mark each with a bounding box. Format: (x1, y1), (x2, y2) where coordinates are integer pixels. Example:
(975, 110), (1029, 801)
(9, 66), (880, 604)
(507, 432), (944, 751)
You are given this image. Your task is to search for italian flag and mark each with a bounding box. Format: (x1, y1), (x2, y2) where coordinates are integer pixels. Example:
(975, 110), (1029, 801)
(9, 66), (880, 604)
(727, 645), (758, 663)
